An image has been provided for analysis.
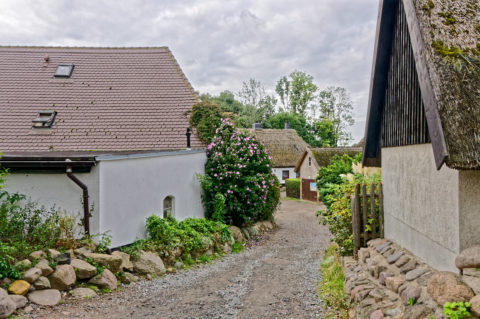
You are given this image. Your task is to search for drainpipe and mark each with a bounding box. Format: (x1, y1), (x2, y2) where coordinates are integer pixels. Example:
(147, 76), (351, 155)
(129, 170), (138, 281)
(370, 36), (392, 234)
(65, 159), (90, 236)
(186, 128), (191, 150)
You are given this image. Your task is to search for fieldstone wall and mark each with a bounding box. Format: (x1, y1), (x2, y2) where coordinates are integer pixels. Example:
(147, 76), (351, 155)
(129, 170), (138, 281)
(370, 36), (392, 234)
(343, 239), (480, 319)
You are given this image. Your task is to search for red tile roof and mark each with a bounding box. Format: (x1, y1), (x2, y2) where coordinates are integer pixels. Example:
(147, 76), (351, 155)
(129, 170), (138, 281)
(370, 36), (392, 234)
(0, 46), (204, 154)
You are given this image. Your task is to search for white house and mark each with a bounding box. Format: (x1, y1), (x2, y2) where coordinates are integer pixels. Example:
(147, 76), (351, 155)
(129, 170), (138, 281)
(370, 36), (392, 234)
(363, 0), (480, 271)
(0, 46), (206, 248)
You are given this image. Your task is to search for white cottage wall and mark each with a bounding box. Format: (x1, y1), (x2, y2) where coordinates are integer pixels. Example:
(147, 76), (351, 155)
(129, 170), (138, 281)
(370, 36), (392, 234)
(97, 151), (206, 248)
(272, 167), (296, 184)
(4, 167), (101, 235)
(382, 144), (460, 271)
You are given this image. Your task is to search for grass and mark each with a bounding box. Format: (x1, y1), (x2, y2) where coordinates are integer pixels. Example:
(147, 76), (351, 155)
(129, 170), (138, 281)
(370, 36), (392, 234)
(317, 244), (348, 319)
(231, 242), (244, 254)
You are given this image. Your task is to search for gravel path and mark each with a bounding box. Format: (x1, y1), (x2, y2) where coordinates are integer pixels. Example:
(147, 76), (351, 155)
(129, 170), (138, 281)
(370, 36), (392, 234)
(32, 199), (331, 319)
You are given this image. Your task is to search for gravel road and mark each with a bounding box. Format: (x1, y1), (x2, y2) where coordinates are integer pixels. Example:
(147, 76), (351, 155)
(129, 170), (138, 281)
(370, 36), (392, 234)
(33, 198), (331, 319)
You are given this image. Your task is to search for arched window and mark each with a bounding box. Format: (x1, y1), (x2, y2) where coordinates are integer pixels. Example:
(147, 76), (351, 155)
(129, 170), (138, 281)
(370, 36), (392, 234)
(163, 196), (175, 219)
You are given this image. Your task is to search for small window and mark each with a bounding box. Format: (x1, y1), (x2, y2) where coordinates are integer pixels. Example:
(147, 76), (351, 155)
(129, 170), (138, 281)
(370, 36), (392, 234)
(282, 170), (289, 180)
(163, 196), (175, 219)
(32, 110), (56, 128)
(308, 157), (312, 167)
(54, 64), (74, 78)
(296, 171), (300, 178)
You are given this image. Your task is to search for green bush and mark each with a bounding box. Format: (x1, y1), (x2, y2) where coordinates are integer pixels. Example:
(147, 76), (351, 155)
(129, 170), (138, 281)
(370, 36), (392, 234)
(285, 178), (300, 199)
(189, 101), (224, 143)
(0, 257), (22, 280)
(443, 301), (471, 319)
(259, 176), (280, 221)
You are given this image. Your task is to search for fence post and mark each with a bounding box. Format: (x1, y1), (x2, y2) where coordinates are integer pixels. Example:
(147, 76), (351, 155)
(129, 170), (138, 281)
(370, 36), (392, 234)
(379, 182), (384, 238)
(362, 184), (368, 246)
(370, 183), (377, 239)
(353, 184), (361, 258)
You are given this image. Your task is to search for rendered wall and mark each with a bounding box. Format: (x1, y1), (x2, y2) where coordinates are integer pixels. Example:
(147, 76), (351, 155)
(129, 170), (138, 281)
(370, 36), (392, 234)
(459, 170), (480, 250)
(4, 167), (101, 235)
(382, 144), (460, 271)
(299, 149), (319, 180)
(97, 151), (206, 247)
(272, 167), (296, 184)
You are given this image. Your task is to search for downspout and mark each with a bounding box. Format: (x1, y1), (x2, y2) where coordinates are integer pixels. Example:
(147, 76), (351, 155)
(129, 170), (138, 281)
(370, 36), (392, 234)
(65, 159), (90, 236)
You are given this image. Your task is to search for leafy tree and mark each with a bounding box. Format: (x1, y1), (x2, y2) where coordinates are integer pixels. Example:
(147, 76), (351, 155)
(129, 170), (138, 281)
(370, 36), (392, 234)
(188, 101), (224, 143)
(237, 78), (277, 128)
(316, 87), (355, 146)
(199, 91), (244, 114)
(275, 71), (317, 116)
(314, 119), (338, 147)
(264, 112), (316, 146)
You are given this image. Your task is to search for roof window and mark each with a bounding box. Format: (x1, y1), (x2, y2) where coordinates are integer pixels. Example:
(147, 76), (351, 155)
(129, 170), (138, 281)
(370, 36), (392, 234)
(54, 64), (74, 78)
(32, 110), (57, 128)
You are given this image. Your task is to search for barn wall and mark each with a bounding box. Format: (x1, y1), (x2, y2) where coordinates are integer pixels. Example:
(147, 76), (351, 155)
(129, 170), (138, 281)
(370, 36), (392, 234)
(382, 144), (459, 271)
(4, 168), (101, 235)
(97, 151), (206, 247)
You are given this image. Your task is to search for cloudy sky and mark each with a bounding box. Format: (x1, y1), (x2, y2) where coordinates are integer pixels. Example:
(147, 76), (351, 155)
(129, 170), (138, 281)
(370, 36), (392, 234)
(0, 0), (379, 142)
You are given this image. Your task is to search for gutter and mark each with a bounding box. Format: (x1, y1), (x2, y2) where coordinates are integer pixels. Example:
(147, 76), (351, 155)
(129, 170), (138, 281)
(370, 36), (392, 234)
(66, 160), (90, 236)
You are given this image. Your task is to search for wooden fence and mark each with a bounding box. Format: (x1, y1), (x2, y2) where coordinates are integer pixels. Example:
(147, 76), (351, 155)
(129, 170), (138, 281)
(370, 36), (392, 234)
(351, 182), (384, 258)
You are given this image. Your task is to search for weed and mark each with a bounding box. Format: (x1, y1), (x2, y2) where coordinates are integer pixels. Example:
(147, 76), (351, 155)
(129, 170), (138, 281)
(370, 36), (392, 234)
(443, 301), (471, 319)
(231, 242), (244, 254)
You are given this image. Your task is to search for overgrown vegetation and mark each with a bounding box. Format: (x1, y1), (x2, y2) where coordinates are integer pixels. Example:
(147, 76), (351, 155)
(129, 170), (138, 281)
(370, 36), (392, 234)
(188, 101), (225, 143)
(285, 178), (300, 199)
(198, 118), (280, 226)
(443, 301), (471, 319)
(317, 245), (348, 319)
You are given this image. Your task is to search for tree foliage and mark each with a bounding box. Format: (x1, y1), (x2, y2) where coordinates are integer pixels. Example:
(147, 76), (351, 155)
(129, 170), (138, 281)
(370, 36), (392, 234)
(275, 71), (317, 116)
(189, 101), (224, 143)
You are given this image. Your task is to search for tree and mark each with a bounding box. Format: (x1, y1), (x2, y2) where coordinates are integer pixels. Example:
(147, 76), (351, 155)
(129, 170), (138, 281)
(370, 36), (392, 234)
(188, 101), (224, 143)
(316, 87), (355, 146)
(314, 119), (337, 147)
(264, 112), (317, 146)
(275, 71), (317, 116)
(199, 91), (244, 114)
(237, 78), (278, 128)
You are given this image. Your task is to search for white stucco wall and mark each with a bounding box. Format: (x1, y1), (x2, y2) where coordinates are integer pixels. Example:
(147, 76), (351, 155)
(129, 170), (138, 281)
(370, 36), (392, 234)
(459, 170), (480, 250)
(4, 167), (101, 235)
(299, 149), (320, 180)
(97, 151), (206, 247)
(382, 144), (460, 271)
(272, 167), (296, 184)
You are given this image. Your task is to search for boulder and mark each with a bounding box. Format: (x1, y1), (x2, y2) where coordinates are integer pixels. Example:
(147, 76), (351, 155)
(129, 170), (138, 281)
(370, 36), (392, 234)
(456, 245), (480, 271)
(400, 259), (417, 274)
(403, 305), (432, 319)
(55, 252), (71, 265)
(14, 259), (31, 269)
(112, 251), (134, 272)
(470, 295), (480, 317)
(0, 292), (16, 319)
(427, 271), (474, 306)
(370, 309), (384, 319)
(33, 276), (50, 290)
(119, 272), (138, 284)
(35, 260), (53, 277)
(83, 253), (123, 273)
(133, 251), (166, 276)
(48, 264), (76, 291)
(8, 280), (30, 296)
(401, 286), (421, 305)
(48, 249), (61, 259)
(70, 288), (97, 299)
(70, 259), (97, 279)
(29, 250), (46, 261)
(74, 246), (93, 256)
(8, 295), (27, 309)
(27, 289), (61, 306)
(220, 243), (231, 254)
(379, 272), (393, 286)
(23, 267), (42, 283)
(394, 255), (410, 267)
(387, 251), (404, 264)
(385, 276), (404, 293)
(228, 226), (245, 243)
(405, 268), (428, 281)
(88, 269), (117, 291)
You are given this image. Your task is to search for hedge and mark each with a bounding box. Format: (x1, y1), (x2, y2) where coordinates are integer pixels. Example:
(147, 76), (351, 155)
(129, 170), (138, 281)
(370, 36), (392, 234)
(285, 178), (300, 199)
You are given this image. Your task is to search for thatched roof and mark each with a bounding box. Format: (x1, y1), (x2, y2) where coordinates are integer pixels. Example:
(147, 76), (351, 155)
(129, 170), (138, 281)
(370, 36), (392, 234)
(363, 0), (480, 170)
(247, 129), (308, 167)
(295, 147), (362, 172)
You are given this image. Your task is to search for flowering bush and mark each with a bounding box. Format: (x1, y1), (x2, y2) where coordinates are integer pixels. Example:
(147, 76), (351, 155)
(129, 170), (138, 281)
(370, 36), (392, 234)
(199, 118), (280, 226)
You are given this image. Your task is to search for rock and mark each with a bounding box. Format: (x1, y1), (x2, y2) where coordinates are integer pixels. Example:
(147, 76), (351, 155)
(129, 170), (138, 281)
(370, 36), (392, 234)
(8, 280), (30, 295)
(400, 259), (417, 274)
(8, 295), (27, 309)
(470, 295), (480, 317)
(0, 289), (6, 297)
(70, 259), (97, 279)
(370, 309), (384, 319)
(384, 308), (402, 317)
(427, 271), (474, 306)
(74, 246), (93, 256)
(386, 276), (405, 293)
(83, 253), (123, 273)
(379, 272), (394, 286)
(146, 274), (152, 280)
(401, 286), (421, 305)
(14, 259), (31, 269)
(456, 245), (480, 272)
(70, 288), (97, 299)
(403, 305), (432, 319)
(351, 284), (374, 302)
(88, 269), (117, 291)
(394, 255), (410, 267)
(229, 226), (245, 243)
(23, 305), (33, 313)
(33, 276), (50, 290)
(29, 250), (46, 261)
(1, 279), (10, 287)
(27, 289), (61, 306)
(166, 267), (176, 273)
(375, 242), (390, 252)
(0, 293), (16, 318)
(133, 251), (166, 276)
(387, 251), (404, 264)
(382, 247), (394, 257)
(111, 251), (134, 272)
(48, 249), (61, 259)
(368, 288), (385, 301)
(35, 260), (53, 277)
(405, 268), (428, 281)
(174, 261), (184, 269)
(260, 221), (274, 230)
(23, 267), (42, 284)
(220, 243), (232, 254)
(48, 264), (76, 291)
(358, 248), (370, 263)
(119, 272), (138, 284)
(55, 252), (71, 265)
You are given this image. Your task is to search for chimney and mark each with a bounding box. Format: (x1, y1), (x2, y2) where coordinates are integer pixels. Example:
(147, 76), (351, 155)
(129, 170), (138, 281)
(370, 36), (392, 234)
(252, 123), (262, 130)
(284, 121), (290, 129)
(186, 128), (191, 150)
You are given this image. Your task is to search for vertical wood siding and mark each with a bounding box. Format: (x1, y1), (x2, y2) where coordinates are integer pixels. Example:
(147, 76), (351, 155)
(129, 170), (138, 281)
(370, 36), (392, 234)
(381, 1), (430, 148)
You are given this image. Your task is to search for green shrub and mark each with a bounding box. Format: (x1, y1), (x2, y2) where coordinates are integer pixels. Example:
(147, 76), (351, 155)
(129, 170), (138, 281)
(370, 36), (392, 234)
(259, 176), (280, 222)
(443, 301), (471, 319)
(0, 257), (22, 280)
(285, 178), (300, 199)
(189, 101), (224, 143)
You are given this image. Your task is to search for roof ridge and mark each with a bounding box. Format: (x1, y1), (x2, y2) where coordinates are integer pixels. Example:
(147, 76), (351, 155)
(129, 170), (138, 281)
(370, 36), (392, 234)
(0, 45), (170, 50)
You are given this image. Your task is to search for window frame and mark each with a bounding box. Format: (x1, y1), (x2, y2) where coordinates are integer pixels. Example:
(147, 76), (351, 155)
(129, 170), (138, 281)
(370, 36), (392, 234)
(282, 170), (290, 180)
(54, 64), (75, 78)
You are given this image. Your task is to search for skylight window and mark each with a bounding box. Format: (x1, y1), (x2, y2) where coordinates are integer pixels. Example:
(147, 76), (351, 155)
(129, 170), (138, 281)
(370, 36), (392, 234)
(54, 64), (74, 78)
(32, 110), (57, 128)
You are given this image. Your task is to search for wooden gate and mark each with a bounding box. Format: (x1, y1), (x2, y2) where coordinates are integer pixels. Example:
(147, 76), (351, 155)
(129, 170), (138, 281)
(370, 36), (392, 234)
(301, 179), (318, 202)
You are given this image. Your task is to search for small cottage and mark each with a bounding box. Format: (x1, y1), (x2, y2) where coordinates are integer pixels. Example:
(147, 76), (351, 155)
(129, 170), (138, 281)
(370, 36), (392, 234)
(248, 127), (308, 184)
(363, 0), (480, 271)
(295, 147), (362, 201)
(0, 46), (206, 248)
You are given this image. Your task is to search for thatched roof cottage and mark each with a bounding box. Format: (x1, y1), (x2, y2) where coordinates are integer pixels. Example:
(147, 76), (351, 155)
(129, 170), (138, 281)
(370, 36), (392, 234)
(363, 0), (480, 271)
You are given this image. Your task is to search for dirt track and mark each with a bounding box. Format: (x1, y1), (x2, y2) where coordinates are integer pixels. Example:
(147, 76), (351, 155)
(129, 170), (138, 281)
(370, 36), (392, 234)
(34, 199), (330, 319)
